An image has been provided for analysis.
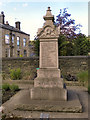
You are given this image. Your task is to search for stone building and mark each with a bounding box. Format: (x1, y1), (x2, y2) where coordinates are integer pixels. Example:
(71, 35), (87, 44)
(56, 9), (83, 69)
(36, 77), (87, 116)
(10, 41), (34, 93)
(0, 11), (30, 57)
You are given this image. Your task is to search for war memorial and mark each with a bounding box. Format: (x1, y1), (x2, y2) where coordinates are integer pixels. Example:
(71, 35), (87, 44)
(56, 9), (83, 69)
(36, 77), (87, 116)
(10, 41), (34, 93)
(2, 7), (89, 119)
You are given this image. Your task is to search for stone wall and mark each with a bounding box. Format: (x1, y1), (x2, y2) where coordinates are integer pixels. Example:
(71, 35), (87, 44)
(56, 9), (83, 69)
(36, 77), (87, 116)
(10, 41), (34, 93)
(2, 57), (39, 80)
(2, 56), (88, 80)
(59, 56), (88, 77)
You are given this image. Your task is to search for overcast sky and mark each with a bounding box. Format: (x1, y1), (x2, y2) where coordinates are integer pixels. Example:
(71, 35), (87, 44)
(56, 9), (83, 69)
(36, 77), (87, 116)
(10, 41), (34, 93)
(0, 1), (88, 40)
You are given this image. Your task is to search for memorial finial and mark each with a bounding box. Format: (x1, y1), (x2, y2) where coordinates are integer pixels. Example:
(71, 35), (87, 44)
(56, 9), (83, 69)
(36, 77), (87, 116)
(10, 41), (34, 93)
(48, 7), (50, 11)
(43, 7), (54, 22)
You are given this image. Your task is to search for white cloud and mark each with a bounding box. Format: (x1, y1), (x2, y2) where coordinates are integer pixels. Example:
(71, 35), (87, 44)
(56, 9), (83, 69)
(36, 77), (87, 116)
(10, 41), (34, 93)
(13, 7), (17, 11)
(22, 3), (28, 7)
(0, 2), (2, 6)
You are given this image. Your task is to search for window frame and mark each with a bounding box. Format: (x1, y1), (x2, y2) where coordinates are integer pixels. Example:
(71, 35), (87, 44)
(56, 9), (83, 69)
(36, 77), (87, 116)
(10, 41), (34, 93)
(5, 34), (9, 44)
(12, 36), (14, 44)
(17, 50), (20, 57)
(23, 38), (26, 47)
(17, 36), (20, 46)
(5, 48), (10, 57)
(24, 49), (27, 57)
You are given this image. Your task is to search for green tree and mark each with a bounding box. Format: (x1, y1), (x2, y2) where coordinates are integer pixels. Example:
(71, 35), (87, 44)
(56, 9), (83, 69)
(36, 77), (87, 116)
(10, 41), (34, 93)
(58, 34), (75, 56)
(73, 33), (90, 55)
(56, 8), (89, 56)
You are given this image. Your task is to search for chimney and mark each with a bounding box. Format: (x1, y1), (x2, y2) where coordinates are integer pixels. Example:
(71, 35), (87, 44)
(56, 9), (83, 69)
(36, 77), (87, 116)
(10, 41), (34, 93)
(15, 21), (21, 30)
(0, 11), (5, 24)
(6, 21), (9, 25)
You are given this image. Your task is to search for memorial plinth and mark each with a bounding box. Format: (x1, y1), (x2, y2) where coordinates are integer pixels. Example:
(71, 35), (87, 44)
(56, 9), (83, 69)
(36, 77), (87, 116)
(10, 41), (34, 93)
(31, 7), (67, 101)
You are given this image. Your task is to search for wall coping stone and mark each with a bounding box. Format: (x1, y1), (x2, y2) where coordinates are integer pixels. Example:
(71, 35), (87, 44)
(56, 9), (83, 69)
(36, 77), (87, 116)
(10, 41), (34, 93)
(2, 56), (89, 61)
(2, 57), (39, 61)
(59, 56), (89, 59)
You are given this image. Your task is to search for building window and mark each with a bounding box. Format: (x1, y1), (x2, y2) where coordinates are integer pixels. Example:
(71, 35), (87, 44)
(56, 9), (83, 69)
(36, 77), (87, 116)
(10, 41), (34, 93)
(5, 48), (10, 57)
(17, 50), (20, 57)
(5, 49), (8, 57)
(12, 36), (14, 44)
(24, 50), (27, 57)
(23, 38), (26, 47)
(17, 36), (20, 46)
(5, 34), (9, 44)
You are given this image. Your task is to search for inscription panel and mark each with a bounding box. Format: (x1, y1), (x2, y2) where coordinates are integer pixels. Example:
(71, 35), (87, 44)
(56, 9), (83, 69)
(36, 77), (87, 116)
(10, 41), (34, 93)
(40, 41), (58, 68)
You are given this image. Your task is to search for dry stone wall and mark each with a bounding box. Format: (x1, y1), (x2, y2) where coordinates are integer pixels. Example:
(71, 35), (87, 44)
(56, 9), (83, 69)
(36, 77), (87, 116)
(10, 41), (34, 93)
(2, 56), (88, 80)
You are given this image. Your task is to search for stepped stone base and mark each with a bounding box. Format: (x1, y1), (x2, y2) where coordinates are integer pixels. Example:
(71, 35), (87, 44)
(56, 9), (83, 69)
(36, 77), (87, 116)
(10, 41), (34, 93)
(34, 77), (64, 88)
(15, 89), (82, 113)
(31, 68), (67, 101)
(31, 87), (67, 101)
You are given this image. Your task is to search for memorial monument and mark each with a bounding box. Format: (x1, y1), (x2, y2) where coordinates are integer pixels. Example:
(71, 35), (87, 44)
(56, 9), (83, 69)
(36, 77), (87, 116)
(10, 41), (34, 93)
(31, 7), (67, 101)
(16, 7), (82, 113)
(3, 7), (82, 114)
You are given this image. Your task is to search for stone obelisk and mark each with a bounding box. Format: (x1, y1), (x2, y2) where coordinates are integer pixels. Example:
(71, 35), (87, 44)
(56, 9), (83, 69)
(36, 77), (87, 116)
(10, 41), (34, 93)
(31, 7), (67, 101)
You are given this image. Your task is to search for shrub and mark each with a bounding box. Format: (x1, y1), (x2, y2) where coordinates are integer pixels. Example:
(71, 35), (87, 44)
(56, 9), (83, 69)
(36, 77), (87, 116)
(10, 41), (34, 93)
(2, 84), (19, 92)
(9, 84), (19, 91)
(10, 68), (21, 80)
(2, 83), (10, 91)
(77, 71), (88, 87)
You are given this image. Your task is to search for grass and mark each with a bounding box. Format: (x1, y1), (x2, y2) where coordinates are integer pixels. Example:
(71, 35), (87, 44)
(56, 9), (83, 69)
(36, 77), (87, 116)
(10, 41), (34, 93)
(2, 83), (20, 104)
(2, 83), (19, 91)
(77, 70), (88, 87)
(2, 83), (10, 91)
(9, 84), (19, 91)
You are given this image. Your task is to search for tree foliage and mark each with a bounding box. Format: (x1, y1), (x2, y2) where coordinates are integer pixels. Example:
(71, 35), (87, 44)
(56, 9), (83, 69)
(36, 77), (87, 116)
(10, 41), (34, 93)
(73, 33), (90, 55)
(56, 8), (82, 40)
(56, 8), (89, 56)
(58, 34), (74, 56)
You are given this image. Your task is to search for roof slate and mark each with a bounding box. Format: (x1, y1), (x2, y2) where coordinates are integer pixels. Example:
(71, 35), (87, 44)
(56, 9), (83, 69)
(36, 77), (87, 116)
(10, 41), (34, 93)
(0, 23), (30, 36)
